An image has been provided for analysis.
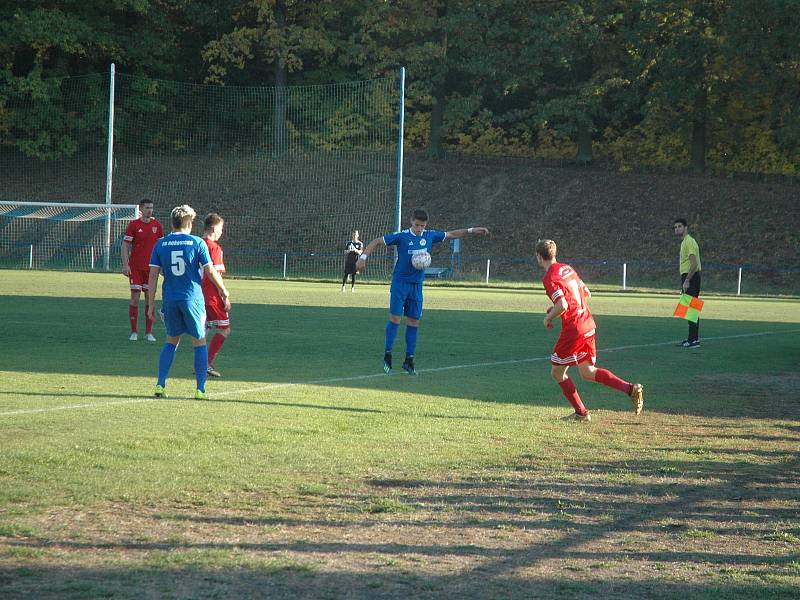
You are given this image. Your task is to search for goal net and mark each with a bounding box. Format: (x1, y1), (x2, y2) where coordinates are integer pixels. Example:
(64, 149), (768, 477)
(112, 73), (400, 279)
(0, 201), (139, 270)
(0, 69), (402, 279)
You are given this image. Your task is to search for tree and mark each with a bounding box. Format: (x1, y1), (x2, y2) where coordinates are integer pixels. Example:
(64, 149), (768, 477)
(348, 0), (519, 158)
(507, 1), (635, 164)
(627, 1), (730, 172)
(202, 0), (355, 154)
(0, 1), (185, 159)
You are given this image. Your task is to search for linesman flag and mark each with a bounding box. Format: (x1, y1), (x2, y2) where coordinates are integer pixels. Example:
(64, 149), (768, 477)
(673, 293), (704, 323)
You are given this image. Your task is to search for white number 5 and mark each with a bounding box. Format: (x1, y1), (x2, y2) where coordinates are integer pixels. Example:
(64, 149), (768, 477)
(170, 250), (186, 276)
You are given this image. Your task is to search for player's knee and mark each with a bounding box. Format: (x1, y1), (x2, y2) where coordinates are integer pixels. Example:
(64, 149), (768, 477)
(578, 367), (596, 381)
(389, 315), (402, 324)
(550, 366), (567, 382)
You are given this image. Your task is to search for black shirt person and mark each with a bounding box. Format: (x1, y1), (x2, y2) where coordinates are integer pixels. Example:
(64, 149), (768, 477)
(342, 229), (363, 292)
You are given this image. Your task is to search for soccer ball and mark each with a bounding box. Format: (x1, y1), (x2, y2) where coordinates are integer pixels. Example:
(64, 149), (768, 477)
(411, 251), (431, 270)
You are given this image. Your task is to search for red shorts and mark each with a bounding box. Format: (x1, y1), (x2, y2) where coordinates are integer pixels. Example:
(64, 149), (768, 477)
(129, 268), (151, 291)
(205, 294), (230, 328)
(551, 331), (596, 366)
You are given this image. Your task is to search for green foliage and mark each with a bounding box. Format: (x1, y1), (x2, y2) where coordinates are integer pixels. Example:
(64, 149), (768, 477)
(0, 0), (798, 173)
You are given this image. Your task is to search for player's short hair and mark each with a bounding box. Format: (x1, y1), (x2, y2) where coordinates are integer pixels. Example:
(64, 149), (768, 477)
(674, 218), (687, 227)
(535, 239), (557, 260)
(139, 198), (153, 207)
(171, 204), (196, 229)
(412, 209), (428, 222)
(204, 212), (224, 231)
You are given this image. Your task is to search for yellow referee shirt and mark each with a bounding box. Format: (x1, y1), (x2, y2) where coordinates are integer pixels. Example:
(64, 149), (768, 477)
(679, 234), (701, 275)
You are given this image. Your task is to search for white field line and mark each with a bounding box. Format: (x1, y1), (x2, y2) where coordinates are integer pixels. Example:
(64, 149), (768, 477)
(0, 319), (500, 346)
(1, 328), (799, 418)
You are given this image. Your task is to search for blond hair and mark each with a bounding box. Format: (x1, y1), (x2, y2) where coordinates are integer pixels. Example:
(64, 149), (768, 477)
(171, 204), (196, 229)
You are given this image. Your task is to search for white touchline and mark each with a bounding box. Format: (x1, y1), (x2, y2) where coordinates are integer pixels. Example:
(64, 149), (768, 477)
(2, 328), (799, 417)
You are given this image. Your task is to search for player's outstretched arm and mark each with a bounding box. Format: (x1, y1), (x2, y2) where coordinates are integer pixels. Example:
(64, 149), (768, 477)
(355, 237), (386, 272)
(445, 226), (490, 239)
(204, 264), (231, 311)
(146, 266), (160, 320)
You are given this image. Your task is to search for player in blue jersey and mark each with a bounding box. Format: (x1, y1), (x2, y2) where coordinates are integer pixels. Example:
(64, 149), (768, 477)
(146, 205), (231, 399)
(356, 209), (489, 374)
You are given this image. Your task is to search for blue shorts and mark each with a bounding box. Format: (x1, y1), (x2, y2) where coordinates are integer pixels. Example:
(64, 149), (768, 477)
(390, 281), (423, 320)
(161, 298), (207, 339)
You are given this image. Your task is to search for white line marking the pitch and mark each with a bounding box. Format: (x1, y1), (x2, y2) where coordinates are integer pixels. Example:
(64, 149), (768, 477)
(1, 328), (798, 417)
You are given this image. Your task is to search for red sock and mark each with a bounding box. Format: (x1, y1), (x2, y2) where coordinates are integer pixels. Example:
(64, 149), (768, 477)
(145, 305), (154, 334)
(594, 368), (633, 396)
(208, 333), (226, 365)
(129, 305), (138, 333)
(558, 378), (587, 415)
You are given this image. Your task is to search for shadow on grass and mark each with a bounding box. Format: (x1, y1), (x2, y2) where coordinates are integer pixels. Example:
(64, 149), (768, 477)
(0, 390), (384, 415)
(3, 445), (799, 600)
(2, 295), (799, 418)
(1, 567), (797, 600)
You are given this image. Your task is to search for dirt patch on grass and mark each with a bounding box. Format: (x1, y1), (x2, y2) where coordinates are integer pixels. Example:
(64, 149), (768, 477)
(2, 408), (798, 599)
(691, 372), (800, 419)
(2, 449), (799, 599)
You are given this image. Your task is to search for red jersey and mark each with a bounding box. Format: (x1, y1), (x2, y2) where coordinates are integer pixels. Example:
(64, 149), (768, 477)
(124, 218), (163, 270)
(542, 262), (596, 338)
(202, 237), (226, 298)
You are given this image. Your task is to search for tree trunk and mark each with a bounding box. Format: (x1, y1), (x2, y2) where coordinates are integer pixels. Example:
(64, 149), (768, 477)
(427, 91), (446, 158)
(690, 84), (707, 173)
(272, 0), (288, 157)
(576, 120), (593, 164)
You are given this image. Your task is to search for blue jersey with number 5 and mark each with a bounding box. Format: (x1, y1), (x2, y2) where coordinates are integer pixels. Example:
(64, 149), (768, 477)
(149, 233), (212, 301)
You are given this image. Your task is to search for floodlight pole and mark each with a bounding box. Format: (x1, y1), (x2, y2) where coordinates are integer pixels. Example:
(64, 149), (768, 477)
(394, 66), (405, 234)
(103, 63), (116, 271)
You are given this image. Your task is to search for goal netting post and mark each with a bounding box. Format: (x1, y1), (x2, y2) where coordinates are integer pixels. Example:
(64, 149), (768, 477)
(0, 202), (138, 270)
(112, 73), (402, 279)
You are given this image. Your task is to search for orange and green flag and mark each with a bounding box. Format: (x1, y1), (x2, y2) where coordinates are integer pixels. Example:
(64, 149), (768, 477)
(673, 293), (704, 323)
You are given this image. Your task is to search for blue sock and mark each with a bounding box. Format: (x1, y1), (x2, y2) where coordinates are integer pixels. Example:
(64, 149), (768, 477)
(194, 345), (208, 392)
(385, 321), (399, 353)
(405, 325), (419, 357)
(157, 343), (178, 388)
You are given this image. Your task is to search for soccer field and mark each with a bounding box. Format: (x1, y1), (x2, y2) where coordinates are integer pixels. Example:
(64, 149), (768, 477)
(1, 270), (799, 599)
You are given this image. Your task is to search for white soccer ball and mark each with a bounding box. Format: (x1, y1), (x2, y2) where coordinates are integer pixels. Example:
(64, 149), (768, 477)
(411, 251), (431, 270)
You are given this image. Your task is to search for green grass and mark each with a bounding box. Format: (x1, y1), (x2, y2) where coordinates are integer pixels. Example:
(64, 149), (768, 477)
(1, 269), (799, 599)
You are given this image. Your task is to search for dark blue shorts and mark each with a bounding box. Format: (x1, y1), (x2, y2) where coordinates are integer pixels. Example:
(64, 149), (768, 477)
(389, 281), (423, 320)
(161, 297), (207, 339)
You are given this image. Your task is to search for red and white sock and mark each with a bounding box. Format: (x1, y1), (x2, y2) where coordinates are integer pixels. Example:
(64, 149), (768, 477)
(594, 368), (633, 396)
(208, 333), (226, 365)
(558, 378), (588, 415)
(145, 306), (154, 335)
(129, 305), (139, 333)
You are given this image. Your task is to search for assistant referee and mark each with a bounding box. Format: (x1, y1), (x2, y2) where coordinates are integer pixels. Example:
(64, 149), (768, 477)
(674, 218), (701, 348)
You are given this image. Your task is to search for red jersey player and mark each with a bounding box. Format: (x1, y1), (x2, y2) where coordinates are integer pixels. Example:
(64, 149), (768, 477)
(537, 239), (644, 421)
(122, 199), (164, 341)
(202, 213), (230, 377)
